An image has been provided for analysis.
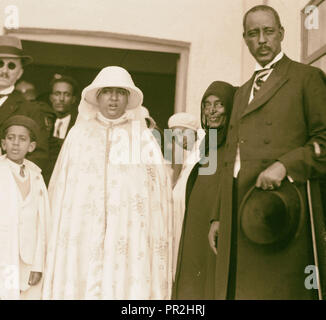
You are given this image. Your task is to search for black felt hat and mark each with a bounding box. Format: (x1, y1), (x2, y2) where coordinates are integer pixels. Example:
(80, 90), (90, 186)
(239, 179), (304, 248)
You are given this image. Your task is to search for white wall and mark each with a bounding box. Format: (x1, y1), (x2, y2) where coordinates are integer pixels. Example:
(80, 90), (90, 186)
(0, 0), (306, 118)
(268, 0), (309, 61)
(0, 0), (244, 118)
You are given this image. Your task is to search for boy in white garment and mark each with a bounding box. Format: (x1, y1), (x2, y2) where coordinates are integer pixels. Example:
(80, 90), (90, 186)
(0, 115), (50, 299)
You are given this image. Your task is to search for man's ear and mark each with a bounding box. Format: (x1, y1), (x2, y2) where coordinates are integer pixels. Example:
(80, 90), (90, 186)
(71, 96), (76, 104)
(243, 31), (249, 47)
(28, 141), (36, 153)
(279, 26), (285, 41)
(16, 68), (24, 82)
(1, 139), (6, 151)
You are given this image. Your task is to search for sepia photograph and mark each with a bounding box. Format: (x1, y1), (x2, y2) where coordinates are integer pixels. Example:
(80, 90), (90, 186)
(0, 0), (325, 309)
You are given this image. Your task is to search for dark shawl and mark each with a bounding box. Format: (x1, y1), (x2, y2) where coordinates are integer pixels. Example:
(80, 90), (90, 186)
(200, 81), (237, 156)
(173, 81), (236, 299)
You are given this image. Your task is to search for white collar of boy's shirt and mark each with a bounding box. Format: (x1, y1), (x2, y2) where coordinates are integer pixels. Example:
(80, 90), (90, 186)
(254, 51), (284, 72)
(6, 156), (29, 182)
(0, 85), (14, 107)
(54, 114), (71, 139)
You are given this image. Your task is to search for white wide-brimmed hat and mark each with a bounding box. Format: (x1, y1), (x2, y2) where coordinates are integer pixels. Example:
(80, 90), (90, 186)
(82, 66), (143, 110)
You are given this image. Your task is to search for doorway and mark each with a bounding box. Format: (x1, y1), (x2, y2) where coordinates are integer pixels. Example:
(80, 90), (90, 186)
(5, 28), (190, 129)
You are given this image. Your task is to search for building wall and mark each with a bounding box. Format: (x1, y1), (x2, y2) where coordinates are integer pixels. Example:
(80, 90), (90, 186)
(268, 0), (309, 61)
(0, 0), (307, 118)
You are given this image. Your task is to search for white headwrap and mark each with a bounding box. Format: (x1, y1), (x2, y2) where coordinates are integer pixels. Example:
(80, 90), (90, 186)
(168, 112), (200, 131)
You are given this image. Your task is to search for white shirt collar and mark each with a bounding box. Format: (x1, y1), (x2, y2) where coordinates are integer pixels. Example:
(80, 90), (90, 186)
(55, 113), (71, 122)
(254, 51), (284, 71)
(6, 156), (29, 180)
(0, 85), (15, 95)
(54, 114), (72, 139)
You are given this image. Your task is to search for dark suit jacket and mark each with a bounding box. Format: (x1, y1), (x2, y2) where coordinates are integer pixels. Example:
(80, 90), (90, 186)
(43, 108), (78, 185)
(214, 54), (326, 299)
(0, 90), (50, 173)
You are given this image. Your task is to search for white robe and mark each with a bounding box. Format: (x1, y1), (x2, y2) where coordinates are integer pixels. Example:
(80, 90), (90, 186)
(171, 140), (203, 280)
(42, 112), (174, 300)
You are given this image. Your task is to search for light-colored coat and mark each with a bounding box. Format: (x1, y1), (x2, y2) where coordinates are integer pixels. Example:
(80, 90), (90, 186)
(0, 155), (50, 299)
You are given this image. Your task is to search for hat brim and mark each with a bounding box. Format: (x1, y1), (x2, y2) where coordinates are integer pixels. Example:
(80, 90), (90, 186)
(0, 53), (33, 65)
(239, 180), (305, 248)
(84, 84), (143, 110)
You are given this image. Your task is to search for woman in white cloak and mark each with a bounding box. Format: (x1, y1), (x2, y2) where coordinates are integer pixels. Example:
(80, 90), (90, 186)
(42, 66), (173, 300)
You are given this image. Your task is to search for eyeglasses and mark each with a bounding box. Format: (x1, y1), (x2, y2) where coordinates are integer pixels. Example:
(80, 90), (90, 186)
(0, 60), (17, 70)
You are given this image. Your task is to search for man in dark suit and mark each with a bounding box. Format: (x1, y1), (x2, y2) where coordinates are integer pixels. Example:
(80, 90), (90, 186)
(43, 74), (78, 184)
(0, 36), (49, 172)
(208, 5), (326, 299)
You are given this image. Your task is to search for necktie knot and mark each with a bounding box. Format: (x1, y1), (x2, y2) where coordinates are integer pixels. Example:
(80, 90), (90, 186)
(20, 164), (25, 178)
(253, 64), (275, 97)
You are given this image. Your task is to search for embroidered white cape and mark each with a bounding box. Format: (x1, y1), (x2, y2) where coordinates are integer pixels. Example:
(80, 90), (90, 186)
(42, 110), (174, 299)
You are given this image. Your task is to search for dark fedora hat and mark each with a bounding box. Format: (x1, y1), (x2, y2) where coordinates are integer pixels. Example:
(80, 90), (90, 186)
(239, 179), (304, 248)
(0, 36), (33, 65)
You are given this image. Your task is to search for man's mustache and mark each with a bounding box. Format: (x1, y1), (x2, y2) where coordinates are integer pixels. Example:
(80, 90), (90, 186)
(257, 45), (271, 53)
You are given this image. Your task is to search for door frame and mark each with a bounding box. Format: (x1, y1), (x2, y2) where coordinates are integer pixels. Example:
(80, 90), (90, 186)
(4, 27), (190, 112)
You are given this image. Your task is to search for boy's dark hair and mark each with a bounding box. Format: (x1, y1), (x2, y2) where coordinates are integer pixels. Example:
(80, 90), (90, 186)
(1, 115), (39, 143)
(2, 125), (37, 142)
(243, 5), (282, 32)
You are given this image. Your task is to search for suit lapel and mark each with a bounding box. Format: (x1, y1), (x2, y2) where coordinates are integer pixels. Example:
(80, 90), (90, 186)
(237, 77), (254, 121)
(241, 55), (292, 119)
(0, 92), (21, 125)
(68, 109), (78, 131)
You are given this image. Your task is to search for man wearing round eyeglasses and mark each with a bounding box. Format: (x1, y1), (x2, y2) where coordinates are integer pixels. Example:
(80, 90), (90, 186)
(0, 35), (49, 173)
(0, 58), (23, 90)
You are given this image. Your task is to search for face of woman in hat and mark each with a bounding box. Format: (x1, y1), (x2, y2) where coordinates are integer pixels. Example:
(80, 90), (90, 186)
(97, 87), (129, 119)
(203, 95), (226, 128)
(0, 58), (23, 90)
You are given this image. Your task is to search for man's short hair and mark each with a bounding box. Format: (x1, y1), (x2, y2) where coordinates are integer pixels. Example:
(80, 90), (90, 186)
(243, 5), (282, 32)
(49, 74), (78, 96)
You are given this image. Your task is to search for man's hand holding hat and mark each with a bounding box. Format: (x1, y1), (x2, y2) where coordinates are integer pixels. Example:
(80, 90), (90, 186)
(256, 161), (287, 190)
